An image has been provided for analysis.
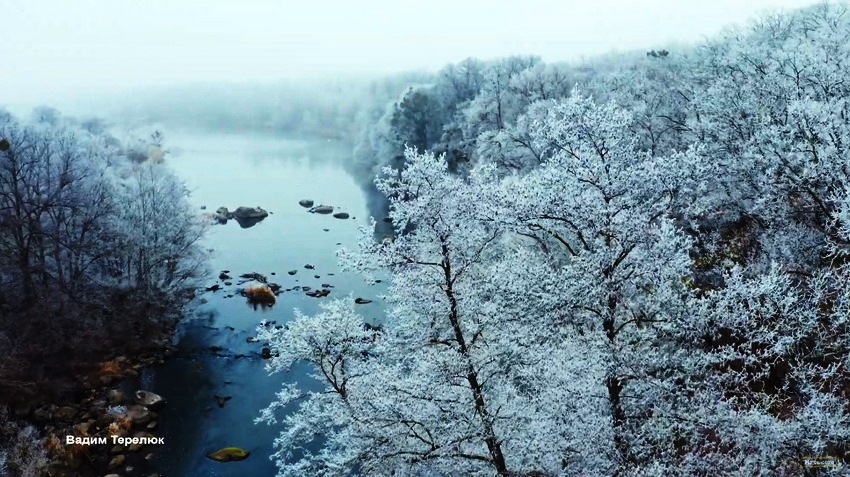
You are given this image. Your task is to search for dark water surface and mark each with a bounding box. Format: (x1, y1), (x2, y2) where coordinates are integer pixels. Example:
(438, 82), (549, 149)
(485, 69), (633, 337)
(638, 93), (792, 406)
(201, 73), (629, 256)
(145, 131), (386, 476)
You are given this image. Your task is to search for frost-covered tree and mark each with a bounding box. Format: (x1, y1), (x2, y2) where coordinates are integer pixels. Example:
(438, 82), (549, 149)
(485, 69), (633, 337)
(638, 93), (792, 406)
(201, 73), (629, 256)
(108, 162), (209, 292)
(663, 264), (850, 474)
(684, 3), (850, 270)
(265, 4), (850, 475)
(0, 109), (208, 407)
(261, 149), (596, 476)
(491, 94), (704, 473)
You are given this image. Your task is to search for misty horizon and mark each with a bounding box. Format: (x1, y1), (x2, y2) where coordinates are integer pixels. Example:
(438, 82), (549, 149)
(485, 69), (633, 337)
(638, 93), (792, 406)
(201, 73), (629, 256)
(1, 0), (823, 112)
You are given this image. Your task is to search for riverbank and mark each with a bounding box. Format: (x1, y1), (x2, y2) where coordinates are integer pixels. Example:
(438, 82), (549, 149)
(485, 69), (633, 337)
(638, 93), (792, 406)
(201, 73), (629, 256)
(2, 306), (181, 477)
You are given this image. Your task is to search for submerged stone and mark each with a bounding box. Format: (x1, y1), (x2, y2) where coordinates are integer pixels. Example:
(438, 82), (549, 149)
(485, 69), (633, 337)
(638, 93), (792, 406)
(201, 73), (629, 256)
(207, 447), (250, 462)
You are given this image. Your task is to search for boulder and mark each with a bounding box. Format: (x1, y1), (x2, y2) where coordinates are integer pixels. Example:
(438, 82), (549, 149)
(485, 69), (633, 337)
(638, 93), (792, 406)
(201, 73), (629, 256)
(304, 264), (315, 269)
(214, 207), (231, 224)
(75, 421), (93, 435)
(287, 270), (297, 275)
(239, 272), (267, 283)
(135, 390), (165, 411)
(309, 205), (334, 214)
(232, 206), (268, 228)
(213, 395), (232, 408)
(298, 199), (314, 208)
(219, 272), (231, 280)
(233, 206), (268, 220)
(354, 298), (373, 305)
(332, 212), (350, 219)
(123, 404), (152, 426)
(261, 348), (272, 359)
(207, 447), (250, 463)
(108, 454), (125, 469)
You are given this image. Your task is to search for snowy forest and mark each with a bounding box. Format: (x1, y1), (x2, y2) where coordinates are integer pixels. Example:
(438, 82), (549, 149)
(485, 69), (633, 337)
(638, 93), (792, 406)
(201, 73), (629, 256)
(260, 4), (850, 476)
(1, 2), (850, 476)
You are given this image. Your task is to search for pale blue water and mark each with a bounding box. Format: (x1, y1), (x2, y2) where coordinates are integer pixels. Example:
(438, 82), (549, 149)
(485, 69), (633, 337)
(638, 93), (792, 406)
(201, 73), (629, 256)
(137, 131), (387, 477)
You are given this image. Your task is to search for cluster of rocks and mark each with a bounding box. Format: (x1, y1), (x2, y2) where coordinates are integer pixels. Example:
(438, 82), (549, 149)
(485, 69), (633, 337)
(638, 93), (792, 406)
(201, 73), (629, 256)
(207, 267), (351, 302)
(13, 334), (179, 477)
(300, 199), (353, 220)
(306, 288), (331, 298)
(210, 206), (269, 228)
(29, 375), (170, 476)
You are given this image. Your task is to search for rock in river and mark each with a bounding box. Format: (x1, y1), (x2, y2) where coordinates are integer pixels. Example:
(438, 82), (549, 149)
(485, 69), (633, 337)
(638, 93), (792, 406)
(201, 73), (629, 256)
(333, 212), (350, 219)
(108, 454), (126, 469)
(207, 447), (250, 463)
(239, 272), (267, 283)
(123, 404), (152, 426)
(135, 390), (166, 410)
(214, 207), (233, 224)
(355, 297), (373, 305)
(213, 395), (232, 408)
(298, 199), (314, 208)
(232, 206), (269, 228)
(306, 289), (331, 298)
(309, 205), (334, 214)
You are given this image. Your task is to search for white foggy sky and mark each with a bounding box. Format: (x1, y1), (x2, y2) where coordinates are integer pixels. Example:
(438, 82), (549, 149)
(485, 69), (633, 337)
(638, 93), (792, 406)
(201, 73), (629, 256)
(0, 0), (823, 105)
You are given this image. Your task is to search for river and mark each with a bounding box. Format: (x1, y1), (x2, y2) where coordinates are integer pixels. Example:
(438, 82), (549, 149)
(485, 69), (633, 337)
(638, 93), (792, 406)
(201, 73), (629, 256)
(136, 130), (387, 476)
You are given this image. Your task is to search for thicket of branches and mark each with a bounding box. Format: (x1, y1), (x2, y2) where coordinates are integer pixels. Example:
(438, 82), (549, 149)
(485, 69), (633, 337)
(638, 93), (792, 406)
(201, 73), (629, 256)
(0, 107), (208, 406)
(262, 4), (850, 476)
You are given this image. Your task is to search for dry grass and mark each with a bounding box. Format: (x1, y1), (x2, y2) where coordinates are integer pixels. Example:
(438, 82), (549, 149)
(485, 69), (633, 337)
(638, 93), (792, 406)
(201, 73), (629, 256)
(244, 285), (276, 305)
(99, 359), (122, 375)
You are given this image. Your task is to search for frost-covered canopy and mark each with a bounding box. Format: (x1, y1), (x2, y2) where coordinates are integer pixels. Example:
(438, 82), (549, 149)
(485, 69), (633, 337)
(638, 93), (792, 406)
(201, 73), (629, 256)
(262, 4), (850, 476)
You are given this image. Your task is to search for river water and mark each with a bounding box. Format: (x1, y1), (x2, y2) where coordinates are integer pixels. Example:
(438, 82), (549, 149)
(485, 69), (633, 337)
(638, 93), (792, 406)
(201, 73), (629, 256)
(139, 131), (387, 476)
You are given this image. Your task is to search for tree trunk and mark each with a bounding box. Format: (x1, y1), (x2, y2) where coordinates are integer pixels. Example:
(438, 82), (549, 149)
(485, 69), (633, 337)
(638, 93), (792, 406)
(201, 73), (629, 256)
(441, 241), (509, 476)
